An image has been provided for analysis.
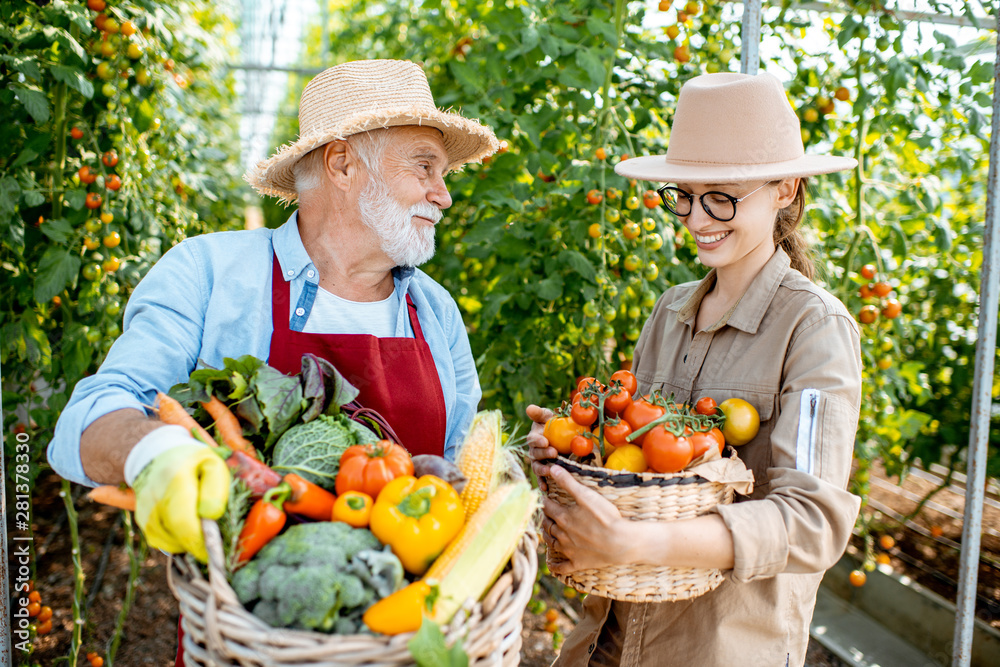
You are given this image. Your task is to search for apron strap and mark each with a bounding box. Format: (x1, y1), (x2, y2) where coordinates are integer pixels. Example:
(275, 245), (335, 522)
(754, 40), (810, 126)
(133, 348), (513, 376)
(271, 251), (290, 334)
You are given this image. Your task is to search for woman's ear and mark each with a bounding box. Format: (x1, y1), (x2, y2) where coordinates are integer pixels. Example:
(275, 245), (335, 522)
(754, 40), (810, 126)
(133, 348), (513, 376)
(323, 140), (356, 192)
(774, 177), (800, 208)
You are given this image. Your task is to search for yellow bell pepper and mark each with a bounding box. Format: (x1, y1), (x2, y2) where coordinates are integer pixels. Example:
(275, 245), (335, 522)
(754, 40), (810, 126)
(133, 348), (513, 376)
(362, 580), (434, 635)
(369, 475), (465, 575)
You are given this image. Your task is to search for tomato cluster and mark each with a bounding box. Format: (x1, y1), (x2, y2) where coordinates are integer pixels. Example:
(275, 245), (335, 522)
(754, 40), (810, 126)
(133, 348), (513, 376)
(544, 374), (760, 475)
(19, 580), (54, 637)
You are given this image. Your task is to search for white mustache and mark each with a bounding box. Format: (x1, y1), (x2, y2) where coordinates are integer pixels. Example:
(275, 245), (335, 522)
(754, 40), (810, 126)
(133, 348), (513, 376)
(409, 203), (442, 223)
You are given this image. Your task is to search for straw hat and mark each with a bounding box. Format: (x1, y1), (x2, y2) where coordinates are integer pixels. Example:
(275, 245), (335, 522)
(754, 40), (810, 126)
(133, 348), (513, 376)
(615, 72), (857, 183)
(244, 59), (500, 203)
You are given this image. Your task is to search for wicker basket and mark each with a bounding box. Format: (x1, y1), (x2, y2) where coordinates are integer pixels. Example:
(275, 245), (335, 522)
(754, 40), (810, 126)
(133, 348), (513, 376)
(168, 519), (538, 666)
(544, 447), (752, 603)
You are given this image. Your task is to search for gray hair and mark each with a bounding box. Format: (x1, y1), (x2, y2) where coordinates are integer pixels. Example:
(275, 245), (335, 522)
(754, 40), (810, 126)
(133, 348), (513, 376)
(293, 128), (398, 194)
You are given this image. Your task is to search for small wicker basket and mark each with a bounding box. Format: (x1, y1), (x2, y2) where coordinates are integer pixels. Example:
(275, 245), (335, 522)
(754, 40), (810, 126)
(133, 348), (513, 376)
(544, 448), (752, 603)
(168, 519), (538, 666)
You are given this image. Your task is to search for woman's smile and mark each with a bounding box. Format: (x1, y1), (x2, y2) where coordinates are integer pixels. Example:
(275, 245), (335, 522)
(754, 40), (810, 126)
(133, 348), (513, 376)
(694, 229), (732, 246)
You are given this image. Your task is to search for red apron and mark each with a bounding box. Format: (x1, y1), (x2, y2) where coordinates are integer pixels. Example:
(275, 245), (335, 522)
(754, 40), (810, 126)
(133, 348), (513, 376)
(176, 253), (448, 664)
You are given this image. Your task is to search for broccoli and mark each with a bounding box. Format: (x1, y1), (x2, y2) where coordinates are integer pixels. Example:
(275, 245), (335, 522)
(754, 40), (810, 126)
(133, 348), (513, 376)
(229, 521), (403, 633)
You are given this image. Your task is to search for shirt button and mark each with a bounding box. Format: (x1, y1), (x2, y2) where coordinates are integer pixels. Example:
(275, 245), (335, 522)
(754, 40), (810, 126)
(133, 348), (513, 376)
(286, 269), (294, 276)
(295, 307), (305, 317)
(307, 270), (315, 278)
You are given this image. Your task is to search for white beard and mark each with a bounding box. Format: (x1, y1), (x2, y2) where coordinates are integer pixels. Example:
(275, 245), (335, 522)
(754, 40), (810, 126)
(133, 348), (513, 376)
(358, 172), (440, 267)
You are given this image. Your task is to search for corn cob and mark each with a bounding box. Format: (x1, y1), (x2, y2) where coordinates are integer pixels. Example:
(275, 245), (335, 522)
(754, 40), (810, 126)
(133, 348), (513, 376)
(455, 410), (505, 515)
(424, 481), (537, 624)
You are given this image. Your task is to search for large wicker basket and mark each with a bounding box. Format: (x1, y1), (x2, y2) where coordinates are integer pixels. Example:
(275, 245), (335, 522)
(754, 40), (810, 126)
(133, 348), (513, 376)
(168, 519), (538, 666)
(544, 447), (753, 603)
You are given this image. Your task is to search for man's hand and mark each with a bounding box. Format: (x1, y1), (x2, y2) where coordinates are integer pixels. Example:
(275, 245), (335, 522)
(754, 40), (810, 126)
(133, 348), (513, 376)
(525, 404), (556, 492)
(129, 429), (230, 563)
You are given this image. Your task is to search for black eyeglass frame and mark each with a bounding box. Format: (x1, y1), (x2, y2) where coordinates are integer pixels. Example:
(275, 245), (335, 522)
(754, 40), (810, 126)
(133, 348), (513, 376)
(656, 182), (770, 222)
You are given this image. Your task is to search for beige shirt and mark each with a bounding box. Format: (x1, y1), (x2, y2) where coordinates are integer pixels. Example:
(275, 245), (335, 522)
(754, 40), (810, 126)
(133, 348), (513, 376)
(555, 248), (863, 667)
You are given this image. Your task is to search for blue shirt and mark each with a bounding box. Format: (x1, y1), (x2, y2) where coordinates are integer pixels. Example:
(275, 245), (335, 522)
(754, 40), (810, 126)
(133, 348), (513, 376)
(48, 214), (482, 486)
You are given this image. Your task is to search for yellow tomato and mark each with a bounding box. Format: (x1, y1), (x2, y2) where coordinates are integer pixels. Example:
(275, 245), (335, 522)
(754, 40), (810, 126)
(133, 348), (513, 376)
(605, 444), (647, 473)
(718, 398), (760, 446)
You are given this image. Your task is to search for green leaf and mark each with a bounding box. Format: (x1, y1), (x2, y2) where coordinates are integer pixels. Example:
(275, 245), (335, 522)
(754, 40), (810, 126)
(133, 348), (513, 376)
(64, 188), (87, 210)
(38, 217), (73, 243)
(534, 275), (564, 300)
(448, 60), (480, 95)
(575, 48), (606, 88)
(585, 16), (617, 43)
(11, 85), (49, 124)
(1, 55), (43, 82)
(0, 176), (21, 219)
(252, 365), (305, 441)
(408, 620), (468, 667)
(33, 247), (81, 303)
(132, 99), (156, 133)
(11, 149), (40, 170)
(22, 190), (45, 207)
(51, 65), (95, 99)
(558, 249), (597, 281)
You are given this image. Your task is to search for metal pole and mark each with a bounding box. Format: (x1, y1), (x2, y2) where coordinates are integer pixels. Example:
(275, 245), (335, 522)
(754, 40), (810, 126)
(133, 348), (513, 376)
(952, 11), (1000, 666)
(1, 359), (12, 667)
(740, 0), (762, 75)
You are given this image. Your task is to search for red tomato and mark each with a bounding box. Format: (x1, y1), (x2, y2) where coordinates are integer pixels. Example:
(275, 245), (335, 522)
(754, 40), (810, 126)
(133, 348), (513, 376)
(85, 192), (103, 209)
(570, 435), (594, 457)
(577, 376), (604, 396)
(603, 419), (632, 446)
(570, 395), (598, 427)
(710, 427), (725, 451)
(102, 150), (119, 167)
(622, 399), (666, 444)
(78, 166), (97, 184)
(610, 369), (638, 396)
(860, 264), (876, 280)
(642, 426), (694, 473)
(604, 387), (632, 415)
(689, 431), (720, 459)
(694, 396), (717, 416)
(105, 174), (122, 191)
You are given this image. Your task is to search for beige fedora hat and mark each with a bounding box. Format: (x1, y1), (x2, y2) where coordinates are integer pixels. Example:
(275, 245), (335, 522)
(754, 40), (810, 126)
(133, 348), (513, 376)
(244, 59), (500, 202)
(615, 72), (857, 183)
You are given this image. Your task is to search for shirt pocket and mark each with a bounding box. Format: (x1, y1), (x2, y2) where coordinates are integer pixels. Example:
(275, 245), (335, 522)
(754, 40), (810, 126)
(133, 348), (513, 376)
(713, 389), (777, 499)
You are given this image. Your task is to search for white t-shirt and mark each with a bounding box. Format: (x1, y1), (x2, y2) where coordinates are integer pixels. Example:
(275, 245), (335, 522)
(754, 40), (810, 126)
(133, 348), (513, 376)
(302, 286), (403, 337)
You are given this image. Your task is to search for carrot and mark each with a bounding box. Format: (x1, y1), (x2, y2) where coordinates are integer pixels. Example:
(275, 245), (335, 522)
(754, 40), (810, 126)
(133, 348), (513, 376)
(88, 485), (136, 511)
(155, 392), (214, 445)
(201, 396), (258, 459)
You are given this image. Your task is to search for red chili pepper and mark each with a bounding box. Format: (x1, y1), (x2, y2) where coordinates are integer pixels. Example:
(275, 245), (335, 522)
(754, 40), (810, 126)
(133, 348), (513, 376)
(237, 486), (289, 562)
(281, 473), (337, 521)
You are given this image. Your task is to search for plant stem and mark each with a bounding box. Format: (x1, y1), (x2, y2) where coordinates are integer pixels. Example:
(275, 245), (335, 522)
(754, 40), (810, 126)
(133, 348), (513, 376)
(107, 511), (141, 666)
(51, 81), (68, 219)
(61, 479), (83, 667)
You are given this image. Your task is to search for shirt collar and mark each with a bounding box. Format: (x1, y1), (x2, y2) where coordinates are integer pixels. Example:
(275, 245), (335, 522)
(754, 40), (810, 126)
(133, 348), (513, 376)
(669, 247), (791, 334)
(272, 211), (316, 281)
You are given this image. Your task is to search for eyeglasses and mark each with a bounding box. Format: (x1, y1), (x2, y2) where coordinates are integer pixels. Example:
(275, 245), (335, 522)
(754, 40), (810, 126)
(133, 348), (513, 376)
(656, 182), (770, 222)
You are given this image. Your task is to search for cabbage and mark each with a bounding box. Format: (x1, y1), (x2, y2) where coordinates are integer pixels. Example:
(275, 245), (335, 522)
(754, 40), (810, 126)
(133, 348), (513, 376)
(271, 414), (379, 489)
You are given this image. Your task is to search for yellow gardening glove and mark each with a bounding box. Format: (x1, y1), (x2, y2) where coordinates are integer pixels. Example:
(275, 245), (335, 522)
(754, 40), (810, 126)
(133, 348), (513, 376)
(128, 428), (230, 563)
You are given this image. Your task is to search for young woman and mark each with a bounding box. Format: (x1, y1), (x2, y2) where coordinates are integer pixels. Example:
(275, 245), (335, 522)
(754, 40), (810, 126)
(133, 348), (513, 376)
(527, 72), (863, 666)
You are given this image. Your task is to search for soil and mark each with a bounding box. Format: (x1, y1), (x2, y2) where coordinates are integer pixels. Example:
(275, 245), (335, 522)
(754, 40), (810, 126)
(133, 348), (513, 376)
(14, 461), (998, 666)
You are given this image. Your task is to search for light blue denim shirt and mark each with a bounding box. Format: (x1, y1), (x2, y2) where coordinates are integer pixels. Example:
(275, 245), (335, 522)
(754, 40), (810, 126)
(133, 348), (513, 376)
(48, 213), (482, 486)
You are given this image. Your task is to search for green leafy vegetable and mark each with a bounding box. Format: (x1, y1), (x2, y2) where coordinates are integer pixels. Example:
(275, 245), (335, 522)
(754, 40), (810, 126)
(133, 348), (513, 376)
(408, 620), (469, 667)
(271, 414), (378, 489)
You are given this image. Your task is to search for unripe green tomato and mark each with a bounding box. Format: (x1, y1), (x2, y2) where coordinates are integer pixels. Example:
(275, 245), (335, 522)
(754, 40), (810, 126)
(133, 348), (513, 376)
(641, 289), (657, 308)
(105, 302), (121, 317)
(581, 330), (596, 345)
(106, 323), (121, 337)
(85, 328), (102, 344)
(603, 283), (618, 299)
(645, 233), (664, 251)
(641, 217), (657, 232)
(85, 219), (103, 233)
(82, 263), (102, 281)
(606, 208), (620, 223)
(602, 305), (617, 322)
(585, 319), (602, 334)
(101, 82), (117, 97)
(643, 263), (659, 281)
(582, 301), (599, 318)
(105, 282), (121, 296)
(600, 323), (615, 341)
(626, 326), (641, 341)
(627, 305), (641, 319)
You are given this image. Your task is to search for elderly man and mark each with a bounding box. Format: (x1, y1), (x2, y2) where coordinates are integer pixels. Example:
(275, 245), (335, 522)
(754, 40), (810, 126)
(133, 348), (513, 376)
(48, 60), (497, 563)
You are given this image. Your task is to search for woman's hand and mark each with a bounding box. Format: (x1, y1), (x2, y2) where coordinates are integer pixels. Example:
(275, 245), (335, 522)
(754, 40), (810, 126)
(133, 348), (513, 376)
(541, 465), (634, 574)
(526, 404), (556, 491)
